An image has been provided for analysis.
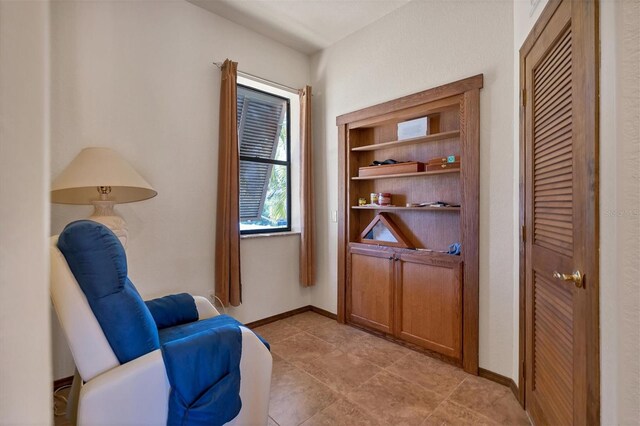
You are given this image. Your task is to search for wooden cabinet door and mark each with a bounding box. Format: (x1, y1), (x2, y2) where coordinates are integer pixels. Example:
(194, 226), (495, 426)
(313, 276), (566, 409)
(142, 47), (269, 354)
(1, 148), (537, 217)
(395, 252), (462, 359)
(347, 245), (395, 334)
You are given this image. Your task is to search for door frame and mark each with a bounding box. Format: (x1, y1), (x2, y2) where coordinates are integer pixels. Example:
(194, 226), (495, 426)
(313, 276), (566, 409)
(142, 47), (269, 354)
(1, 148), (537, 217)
(518, 0), (600, 422)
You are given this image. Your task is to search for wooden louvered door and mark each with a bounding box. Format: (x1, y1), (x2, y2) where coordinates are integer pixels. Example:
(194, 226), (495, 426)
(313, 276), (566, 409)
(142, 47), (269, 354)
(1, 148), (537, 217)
(521, 0), (599, 425)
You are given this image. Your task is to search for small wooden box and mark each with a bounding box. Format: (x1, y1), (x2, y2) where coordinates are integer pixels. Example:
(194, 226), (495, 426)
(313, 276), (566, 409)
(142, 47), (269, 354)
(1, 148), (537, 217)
(427, 155), (460, 166)
(359, 161), (424, 177)
(426, 161), (460, 171)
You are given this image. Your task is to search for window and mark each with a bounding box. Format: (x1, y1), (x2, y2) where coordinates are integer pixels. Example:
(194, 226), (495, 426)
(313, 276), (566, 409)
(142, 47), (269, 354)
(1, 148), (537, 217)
(237, 84), (291, 234)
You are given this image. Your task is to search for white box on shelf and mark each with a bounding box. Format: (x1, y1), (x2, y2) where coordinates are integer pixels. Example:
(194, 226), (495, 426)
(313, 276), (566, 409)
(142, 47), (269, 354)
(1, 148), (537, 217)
(397, 116), (429, 140)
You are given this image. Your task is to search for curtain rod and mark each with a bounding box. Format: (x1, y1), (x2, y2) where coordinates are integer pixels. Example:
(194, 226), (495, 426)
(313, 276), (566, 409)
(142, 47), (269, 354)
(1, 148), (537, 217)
(213, 62), (300, 95)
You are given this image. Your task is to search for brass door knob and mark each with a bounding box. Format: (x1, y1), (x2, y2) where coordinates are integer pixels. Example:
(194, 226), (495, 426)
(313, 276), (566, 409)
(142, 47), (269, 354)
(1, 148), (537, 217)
(552, 270), (584, 288)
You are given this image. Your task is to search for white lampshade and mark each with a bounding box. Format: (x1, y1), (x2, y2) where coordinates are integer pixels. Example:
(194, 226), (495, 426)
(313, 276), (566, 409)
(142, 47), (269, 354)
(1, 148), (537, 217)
(51, 147), (157, 204)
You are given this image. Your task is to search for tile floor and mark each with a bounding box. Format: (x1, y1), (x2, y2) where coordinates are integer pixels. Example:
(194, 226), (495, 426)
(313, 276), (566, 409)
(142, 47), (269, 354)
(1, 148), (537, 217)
(54, 311), (531, 426)
(256, 311), (531, 426)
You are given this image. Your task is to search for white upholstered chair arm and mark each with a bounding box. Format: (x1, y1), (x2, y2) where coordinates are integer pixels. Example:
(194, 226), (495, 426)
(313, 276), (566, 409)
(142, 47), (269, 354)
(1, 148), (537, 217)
(193, 295), (220, 319)
(228, 327), (273, 426)
(77, 350), (170, 426)
(78, 329), (272, 426)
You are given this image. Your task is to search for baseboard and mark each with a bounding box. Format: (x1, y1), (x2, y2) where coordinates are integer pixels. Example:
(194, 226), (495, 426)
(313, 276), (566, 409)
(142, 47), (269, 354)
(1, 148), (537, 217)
(244, 306), (312, 328)
(309, 305), (338, 320)
(478, 367), (519, 400)
(244, 305), (337, 328)
(53, 375), (74, 391)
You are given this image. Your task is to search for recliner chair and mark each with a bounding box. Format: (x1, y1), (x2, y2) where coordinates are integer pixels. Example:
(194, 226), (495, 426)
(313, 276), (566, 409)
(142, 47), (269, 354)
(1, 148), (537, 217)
(50, 221), (272, 425)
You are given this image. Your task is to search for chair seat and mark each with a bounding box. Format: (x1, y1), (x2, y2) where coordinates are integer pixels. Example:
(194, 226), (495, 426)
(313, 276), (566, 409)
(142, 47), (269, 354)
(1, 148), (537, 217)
(159, 314), (270, 350)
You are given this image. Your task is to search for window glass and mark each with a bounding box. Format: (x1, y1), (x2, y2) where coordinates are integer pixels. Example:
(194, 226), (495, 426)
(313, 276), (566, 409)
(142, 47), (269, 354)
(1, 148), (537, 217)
(238, 85), (291, 233)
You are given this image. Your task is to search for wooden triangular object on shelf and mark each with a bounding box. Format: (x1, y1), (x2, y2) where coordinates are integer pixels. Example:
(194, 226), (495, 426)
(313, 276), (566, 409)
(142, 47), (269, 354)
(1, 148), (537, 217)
(359, 213), (413, 248)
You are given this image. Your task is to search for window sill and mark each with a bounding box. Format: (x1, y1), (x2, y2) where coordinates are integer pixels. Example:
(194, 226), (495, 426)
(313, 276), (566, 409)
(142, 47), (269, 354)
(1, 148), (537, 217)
(240, 231), (301, 240)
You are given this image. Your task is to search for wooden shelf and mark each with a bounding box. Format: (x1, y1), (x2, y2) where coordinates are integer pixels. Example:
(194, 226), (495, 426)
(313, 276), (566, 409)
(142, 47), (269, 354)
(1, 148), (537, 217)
(352, 206), (460, 212)
(351, 130), (460, 152)
(351, 168), (459, 180)
(348, 241), (463, 261)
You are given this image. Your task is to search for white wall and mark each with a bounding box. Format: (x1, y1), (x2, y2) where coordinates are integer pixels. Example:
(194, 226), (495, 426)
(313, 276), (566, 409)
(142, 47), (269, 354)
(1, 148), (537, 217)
(0, 0), (52, 423)
(49, 0), (312, 379)
(310, 0), (516, 378)
(514, 1), (640, 423)
(599, 1), (640, 424)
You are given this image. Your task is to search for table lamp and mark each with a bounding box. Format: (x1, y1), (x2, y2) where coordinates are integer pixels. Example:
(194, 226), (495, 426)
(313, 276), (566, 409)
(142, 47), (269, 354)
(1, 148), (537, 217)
(51, 147), (157, 247)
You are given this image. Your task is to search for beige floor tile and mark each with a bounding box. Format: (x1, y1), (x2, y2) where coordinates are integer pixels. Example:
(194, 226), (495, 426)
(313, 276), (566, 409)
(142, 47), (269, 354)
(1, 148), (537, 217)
(346, 371), (444, 426)
(305, 321), (369, 346)
(281, 311), (336, 331)
(340, 332), (412, 368)
(52, 312), (528, 426)
(268, 416), (280, 426)
(272, 332), (336, 364)
(254, 320), (303, 344)
(422, 400), (496, 425)
(386, 350), (468, 397)
(301, 399), (382, 426)
(269, 356), (338, 426)
(295, 349), (382, 394)
(448, 376), (530, 425)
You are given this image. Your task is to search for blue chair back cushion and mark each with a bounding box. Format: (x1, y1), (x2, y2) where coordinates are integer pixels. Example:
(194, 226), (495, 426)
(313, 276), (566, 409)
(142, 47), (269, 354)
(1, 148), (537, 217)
(57, 220), (160, 363)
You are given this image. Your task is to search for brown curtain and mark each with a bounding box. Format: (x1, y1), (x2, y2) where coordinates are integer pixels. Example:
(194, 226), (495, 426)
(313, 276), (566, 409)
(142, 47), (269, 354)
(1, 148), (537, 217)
(299, 85), (316, 286)
(215, 59), (242, 306)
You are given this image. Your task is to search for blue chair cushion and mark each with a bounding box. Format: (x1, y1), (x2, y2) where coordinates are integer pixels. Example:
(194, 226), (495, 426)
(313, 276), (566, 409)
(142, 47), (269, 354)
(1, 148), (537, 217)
(57, 220), (160, 363)
(159, 315), (269, 425)
(162, 323), (243, 426)
(145, 293), (199, 330)
(159, 314), (270, 351)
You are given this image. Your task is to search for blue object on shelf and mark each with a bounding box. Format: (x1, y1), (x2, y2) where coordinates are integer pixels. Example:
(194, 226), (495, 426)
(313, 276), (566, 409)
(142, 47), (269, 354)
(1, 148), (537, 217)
(448, 243), (461, 255)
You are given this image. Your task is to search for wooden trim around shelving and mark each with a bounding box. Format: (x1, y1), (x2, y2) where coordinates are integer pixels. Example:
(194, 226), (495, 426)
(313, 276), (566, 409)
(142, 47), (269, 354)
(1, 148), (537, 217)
(336, 75), (483, 126)
(460, 88), (480, 375)
(337, 124), (348, 324)
(352, 168), (459, 180)
(351, 130), (460, 152)
(347, 95), (462, 130)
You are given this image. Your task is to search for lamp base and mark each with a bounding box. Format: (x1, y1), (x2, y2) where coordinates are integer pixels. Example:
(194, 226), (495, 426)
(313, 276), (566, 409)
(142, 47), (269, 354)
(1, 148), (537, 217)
(89, 200), (129, 248)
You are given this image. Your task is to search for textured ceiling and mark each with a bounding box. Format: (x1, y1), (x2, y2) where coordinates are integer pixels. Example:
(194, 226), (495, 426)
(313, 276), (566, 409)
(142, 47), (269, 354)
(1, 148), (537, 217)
(187, 0), (411, 54)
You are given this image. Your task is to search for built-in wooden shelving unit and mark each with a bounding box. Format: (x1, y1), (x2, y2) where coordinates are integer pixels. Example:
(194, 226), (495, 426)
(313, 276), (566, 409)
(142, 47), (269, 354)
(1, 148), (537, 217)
(336, 74), (483, 376)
